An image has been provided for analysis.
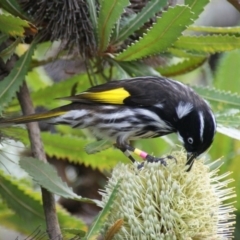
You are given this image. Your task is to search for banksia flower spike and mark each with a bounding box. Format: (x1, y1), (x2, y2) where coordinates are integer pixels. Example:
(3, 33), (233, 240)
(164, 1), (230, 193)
(100, 151), (236, 240)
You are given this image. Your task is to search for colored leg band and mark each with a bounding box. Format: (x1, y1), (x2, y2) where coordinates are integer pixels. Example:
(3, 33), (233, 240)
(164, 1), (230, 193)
(134, 148), (148, 159)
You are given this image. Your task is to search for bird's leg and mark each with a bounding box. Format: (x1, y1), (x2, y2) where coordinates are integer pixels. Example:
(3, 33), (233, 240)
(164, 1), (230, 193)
(115, 140), (168, 167)
(114, 143), (136, 163)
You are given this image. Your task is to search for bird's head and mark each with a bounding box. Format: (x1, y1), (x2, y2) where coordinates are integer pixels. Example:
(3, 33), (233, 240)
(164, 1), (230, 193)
(176, 102), (216, 170)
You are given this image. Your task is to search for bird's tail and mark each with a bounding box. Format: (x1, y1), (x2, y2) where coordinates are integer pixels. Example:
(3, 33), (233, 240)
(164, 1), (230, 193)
(0, 109), (67, 127)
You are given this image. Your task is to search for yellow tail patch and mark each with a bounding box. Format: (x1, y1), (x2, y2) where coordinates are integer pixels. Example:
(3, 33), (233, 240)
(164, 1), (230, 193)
(82, 88), (130, 104)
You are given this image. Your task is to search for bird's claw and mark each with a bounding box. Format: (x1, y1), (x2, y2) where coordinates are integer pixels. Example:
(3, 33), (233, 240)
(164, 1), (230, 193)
(137, 154), (176, 169)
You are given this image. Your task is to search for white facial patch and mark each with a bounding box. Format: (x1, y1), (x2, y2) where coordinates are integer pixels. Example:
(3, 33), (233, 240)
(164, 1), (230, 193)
(198, 111), (204, 142)
(176, 102), (193, 119)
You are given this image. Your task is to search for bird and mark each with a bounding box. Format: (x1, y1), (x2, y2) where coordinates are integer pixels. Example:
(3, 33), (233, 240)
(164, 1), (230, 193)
(0, 76), (216, 170)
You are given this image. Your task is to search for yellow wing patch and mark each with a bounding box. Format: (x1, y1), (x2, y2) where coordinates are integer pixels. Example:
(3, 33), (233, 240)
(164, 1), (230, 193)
(82, 87), (130, 104)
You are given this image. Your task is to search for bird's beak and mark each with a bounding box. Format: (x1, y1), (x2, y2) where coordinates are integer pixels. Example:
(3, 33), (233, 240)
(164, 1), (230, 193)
(186, 152), (197, 171)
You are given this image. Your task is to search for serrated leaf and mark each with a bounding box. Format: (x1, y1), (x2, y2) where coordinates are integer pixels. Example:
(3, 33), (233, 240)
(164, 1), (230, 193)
(0, 37), (22, 63)
(84, 182), (119, 240)
(0, 40), (36, 114)
(0, 174), (87, 236)
(116, 61), (160, 77)
(217, 125), (240, 141)
(0, 0), (28, 20)
(0, 170), (45, 225)
(168, 47), (207, 58)
(87, 0), (98, 38)
(116, 6), (193, 61)
(98, 0), (129, 52)
(192, 86), (240, 109)
(1, 128), (129, 170)
(8, 73), (90, 111)
(174, 35), (240, 53)
(62, 228), (86, 237)
(0, 34), (8, 44)
(157, 57), (206, 77)
(85, 140), (112, 154)
(217, 114), (240, 128)
(0, 14), (29, 36)
(185, 0), (210, 21)
(116, 0), (168, 42)
(19, 156), (98, 204)
(188, 25), (240, 34)
(214, 50), (240, 93)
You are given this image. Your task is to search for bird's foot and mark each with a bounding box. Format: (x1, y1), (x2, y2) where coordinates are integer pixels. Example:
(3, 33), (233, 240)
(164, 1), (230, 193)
(137, 154), (176, 169)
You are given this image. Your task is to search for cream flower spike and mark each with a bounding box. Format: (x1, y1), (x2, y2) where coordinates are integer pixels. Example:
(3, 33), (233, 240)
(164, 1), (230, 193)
(100, 151), (236, 240)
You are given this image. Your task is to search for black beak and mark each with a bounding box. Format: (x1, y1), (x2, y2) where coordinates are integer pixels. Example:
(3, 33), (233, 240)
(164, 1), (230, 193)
(186, 152), (197, 171)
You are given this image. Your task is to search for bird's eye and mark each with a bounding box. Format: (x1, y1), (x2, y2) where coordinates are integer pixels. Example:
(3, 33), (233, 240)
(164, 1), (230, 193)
(187, 137), (194, 144)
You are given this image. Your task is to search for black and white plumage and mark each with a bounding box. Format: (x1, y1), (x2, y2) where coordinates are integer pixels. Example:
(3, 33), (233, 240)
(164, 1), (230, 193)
(0, 76), (216, 170)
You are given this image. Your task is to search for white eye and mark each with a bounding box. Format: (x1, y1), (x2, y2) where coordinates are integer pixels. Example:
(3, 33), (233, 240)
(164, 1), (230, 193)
(187, 137), (194, 144)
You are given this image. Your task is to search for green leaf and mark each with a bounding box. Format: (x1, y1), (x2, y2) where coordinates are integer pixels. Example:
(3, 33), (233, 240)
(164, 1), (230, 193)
(217, 112), (240, 128)
(116, 6), (193, 61)
(168, 47), (207, 58)
(0, 14), (29, 36)
(0, 0), (28, 20)
(0, 40), (36, 114)
(84, 182), (120, 240)
(185, 0), (210, 21)
(214, 50), (240, 93)
(116, 61), (160, 77)
(98, 0), (129, 52)
(0, 34), (8, 45)
(174, 35), (240, 53)
(0, 170), (45, 226)
(188, 25), (240, 34)
(217, 125), (240, 141)
(116, 0), (168, 42)
(85, 140), (113, 154)
(0, 173), (87, 236)
(0, 37), (22, 63)
(87, 0), (98, 38)
(8, 73), (90, 111)
(19, 156), (98, 204)
(62, 228), (86, 237)
(157, 57), (206, 77)
(192, 85), (240, 109)
(1, 128), (129, 170)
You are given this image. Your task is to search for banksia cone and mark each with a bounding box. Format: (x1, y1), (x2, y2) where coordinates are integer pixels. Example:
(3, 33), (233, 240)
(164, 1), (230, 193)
(100, 151), (236, 240)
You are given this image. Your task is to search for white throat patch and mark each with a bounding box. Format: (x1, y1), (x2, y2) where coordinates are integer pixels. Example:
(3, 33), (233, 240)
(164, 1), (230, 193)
(199, 111), (204, 142)
(176, 102), (193, 119)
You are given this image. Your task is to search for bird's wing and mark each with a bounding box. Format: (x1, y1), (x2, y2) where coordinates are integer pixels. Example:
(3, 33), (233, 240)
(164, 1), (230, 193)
(58, 77), (167, 106)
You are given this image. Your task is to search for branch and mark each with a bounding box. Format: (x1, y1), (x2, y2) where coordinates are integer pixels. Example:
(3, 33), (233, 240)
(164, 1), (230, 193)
(17, 81), (62, 239)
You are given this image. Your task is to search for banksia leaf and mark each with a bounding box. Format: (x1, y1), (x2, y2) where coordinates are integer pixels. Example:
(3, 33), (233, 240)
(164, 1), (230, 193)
(192, 86), (240, 109)
(0, 14), (30, 37)
(157, 56), (206, 77)
(0, 0), (27, 20)
(174, 35), (240, 53)
(98, 0), (130, 52)
(19, 156), (97, 203)
(188, 25), (240, 34)
(116, 0), (168, 43)
(186, 0), (210, 21)
(116, 6), (193, 61)
(0, 40), (36, 114)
